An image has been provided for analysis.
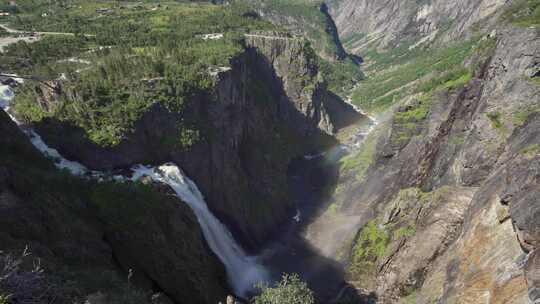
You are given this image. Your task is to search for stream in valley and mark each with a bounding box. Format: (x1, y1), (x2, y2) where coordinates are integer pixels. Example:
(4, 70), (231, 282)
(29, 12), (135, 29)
(257, 112), (377, 302)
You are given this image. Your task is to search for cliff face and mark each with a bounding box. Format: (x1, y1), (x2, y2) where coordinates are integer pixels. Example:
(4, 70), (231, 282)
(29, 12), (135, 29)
(327, 15), (540, 304)
(328, 0), (507, 53)
(29, 34), (361, 250)
(0, 110), (228, 303)
(246, 1), (347, 62)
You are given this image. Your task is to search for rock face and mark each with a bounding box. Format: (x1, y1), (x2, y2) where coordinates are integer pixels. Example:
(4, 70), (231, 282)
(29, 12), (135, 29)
(328, 0), (507, 52)
(0, 110), (228, 303)
(29, 34), (361, 250)
(247, 1), (348, 61)
(330, 21), (540, 303)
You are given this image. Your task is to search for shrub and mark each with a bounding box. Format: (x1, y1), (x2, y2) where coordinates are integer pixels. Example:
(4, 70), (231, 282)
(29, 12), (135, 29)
(0, 295), (8, 304)
(347, 220), (389, 283)
(393, 225), (416, 239)
(253, 273), (315, 304)
(0, 247), (58, 304)
(486, 111), (503, 129)
(520, 144), (540, 157)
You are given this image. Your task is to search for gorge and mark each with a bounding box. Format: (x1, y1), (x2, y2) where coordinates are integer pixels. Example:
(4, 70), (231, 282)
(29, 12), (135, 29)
(0, 0), (539, 304)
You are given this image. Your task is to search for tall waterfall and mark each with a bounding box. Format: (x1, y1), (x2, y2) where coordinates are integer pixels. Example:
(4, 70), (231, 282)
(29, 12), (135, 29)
(131, 164), (269, 296)
(0, 83), (268, 297)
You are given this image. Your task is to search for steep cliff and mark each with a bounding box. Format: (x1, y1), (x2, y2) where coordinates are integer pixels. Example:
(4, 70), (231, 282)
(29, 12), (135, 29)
(246, 1), (347, 62)
(0, 110), (228, 303)
(328, 0), (507, 53)
(243, 1), (365, 97)
(20, 33), (361, 251)
(322, 1), (540, 302)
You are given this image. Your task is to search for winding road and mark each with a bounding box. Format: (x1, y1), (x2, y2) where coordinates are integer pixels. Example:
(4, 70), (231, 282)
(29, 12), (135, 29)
(0, 24), (95, 52)
(0, 24), (94, 36)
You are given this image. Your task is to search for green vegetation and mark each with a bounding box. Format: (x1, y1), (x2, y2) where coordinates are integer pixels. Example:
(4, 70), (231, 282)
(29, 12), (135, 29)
(396, 187), (430, 204)
(502, 0), (540, 27)
(247, 0), (342, 59)
(520, 143), (540, 157)
(253, 273), (315, 304)
(346, 186), (455, 285)
(348, 220), (389, 283)
(0, 108), (215, 303)
(391, 95), (433, 145)
(0, 246), (152, 304)
(245, 0), (363, 96)
(340, 50), (475, 172)
(513, 104), (540, 126)
(395, 98), (431, 122)
(415, 68), (471, 94)
(2, 1), (275, 147)
(320, 57), (364, 95)
(339, 126), (379, 181)
(326, 202), (339, 215)
(387, 64), (474, 146)
(351, 39), (478, 113)
(486, 111), (504, 130)
(0, 158), (151, 304)
(400, 291), (418, 304)
(393, 225), (416, 239)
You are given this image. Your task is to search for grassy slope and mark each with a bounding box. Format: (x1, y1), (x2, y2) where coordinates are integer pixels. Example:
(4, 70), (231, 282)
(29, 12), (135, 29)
(350, 39), (480, 113)
(348, 0), (539, 114)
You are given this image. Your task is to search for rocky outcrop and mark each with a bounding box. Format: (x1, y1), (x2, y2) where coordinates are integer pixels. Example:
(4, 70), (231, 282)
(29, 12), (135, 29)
(244, 32), (360, 133)
(332, 23), (540, 303)
(328, 0), (507, 52)
(0, 110), (228, 303)
(25, 34), (361, 251)
(247, 1), (347, 61)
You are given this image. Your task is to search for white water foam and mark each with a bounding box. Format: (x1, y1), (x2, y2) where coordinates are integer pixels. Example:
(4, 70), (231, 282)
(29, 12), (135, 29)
(1, 85), (89, 175)
(293, 209), (301, 223)
(131, 164), (269, 296)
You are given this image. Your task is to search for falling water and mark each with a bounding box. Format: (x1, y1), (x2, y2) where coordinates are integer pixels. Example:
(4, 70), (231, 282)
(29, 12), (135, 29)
(1, 84), (89, 175)
(0, 82), (268, 297)
(131, 164), (269, 296)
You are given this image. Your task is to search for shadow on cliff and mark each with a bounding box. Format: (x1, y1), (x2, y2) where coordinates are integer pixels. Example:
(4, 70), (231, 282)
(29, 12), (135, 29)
(256, 153), (376, 303)
(25, 39), (365, 301)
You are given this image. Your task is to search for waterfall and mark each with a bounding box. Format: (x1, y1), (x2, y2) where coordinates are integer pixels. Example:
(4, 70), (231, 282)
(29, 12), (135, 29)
(1, 84), (89, 175)
(131, 164), (269, 296)
(1, 82), (268, 297)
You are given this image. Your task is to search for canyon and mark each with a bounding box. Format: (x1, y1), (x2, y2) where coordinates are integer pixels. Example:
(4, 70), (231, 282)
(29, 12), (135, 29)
(0, 0), (539, 303)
